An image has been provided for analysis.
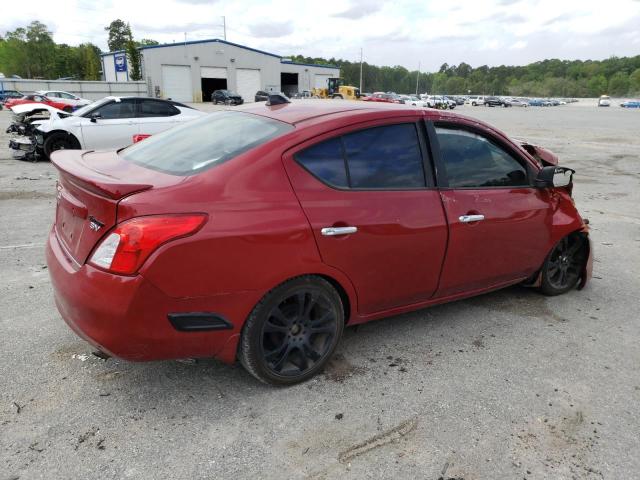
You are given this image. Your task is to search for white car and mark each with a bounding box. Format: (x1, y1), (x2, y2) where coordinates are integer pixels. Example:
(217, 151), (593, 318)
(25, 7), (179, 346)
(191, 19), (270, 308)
(36, 90), (91, 108)
(598, 95), (611, 107)
(34, 96), (205, 158)
(466, 95), (486, 106)
(405, 95), (429, 107)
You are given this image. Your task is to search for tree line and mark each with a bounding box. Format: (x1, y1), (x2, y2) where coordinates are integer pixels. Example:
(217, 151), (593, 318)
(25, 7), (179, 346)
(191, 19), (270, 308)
(0, 20), (157, 82)
(2, 21), (639, 97)
(289, 55), (640, 97)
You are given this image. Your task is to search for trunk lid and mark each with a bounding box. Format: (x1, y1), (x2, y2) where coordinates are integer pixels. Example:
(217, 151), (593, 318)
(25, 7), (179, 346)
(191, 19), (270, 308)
(50, 149), (166, 264)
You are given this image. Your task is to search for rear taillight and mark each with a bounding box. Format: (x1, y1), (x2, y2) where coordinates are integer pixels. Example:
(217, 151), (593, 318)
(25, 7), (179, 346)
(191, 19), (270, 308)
(89, 214), (207, 275)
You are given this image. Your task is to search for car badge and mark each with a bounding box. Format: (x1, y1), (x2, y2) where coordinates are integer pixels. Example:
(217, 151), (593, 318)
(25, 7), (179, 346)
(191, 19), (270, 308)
(89, 216), (104, 232)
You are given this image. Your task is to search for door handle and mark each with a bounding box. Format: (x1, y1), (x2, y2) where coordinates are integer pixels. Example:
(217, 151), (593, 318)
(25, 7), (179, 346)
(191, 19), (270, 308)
(321, 226), (358, 236)
(459, 214), (485, 223)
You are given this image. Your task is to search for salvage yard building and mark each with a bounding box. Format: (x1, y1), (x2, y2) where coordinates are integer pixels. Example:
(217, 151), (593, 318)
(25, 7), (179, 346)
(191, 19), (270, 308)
(101, 38), (340, 103)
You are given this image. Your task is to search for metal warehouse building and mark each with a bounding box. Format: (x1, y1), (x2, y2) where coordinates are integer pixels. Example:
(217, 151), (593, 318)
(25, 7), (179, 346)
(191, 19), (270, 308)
(101, 38), (340, 103)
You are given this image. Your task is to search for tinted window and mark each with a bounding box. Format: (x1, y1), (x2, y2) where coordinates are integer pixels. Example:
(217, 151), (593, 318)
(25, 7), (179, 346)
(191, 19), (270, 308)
(138, 100), (179, 117)
(93, 100), (136, 119)
(435, 127), (528, 188)
(121, 111), (293, 175)
(343, 124), (425, 188)
(59, 92), (75, 99)
(46, 92), (59, 97)
(296, 138), (348, 188)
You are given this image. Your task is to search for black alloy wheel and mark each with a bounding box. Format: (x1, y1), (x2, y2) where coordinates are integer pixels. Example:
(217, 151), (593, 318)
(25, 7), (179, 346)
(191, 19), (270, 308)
(239, 276), (344, 385)
(540, 234), (587, 296)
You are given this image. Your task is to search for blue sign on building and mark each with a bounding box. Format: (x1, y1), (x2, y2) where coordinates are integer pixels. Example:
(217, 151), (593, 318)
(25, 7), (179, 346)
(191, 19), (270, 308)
(114, 54), (127, 72)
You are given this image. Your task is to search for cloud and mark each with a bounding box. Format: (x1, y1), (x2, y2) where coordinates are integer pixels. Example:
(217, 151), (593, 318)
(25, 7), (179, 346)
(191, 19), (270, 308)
(248, 21), (294, 38)
(133, 22), (218, 34)
(509, 40), (527, 49)
(332, 0), (383, 19)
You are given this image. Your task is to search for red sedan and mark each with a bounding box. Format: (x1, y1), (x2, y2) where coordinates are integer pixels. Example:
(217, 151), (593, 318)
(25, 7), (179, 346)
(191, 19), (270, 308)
(362, 92), (402, 103)
(5, 94), (73, 112)
(46, 98), (593, 385)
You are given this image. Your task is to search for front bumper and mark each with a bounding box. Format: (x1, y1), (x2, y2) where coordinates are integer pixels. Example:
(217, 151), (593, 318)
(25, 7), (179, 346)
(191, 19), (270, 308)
(46, 228), (252, 362)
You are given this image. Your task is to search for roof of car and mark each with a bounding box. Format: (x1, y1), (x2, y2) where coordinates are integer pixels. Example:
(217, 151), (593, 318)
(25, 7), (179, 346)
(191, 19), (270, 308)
(233, 99), (468, 125)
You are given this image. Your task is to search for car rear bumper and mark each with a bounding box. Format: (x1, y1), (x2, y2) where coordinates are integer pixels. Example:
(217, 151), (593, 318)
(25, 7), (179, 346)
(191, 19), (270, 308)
(46, 227), (252, 362)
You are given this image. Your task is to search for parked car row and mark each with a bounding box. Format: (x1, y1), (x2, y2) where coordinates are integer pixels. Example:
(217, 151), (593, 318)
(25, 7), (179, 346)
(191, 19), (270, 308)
(0, 89), (91, 111)
(7, 96), (204, 161)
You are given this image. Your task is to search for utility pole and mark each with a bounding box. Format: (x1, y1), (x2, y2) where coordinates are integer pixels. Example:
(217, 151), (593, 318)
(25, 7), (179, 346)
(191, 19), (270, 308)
(416, 61), (420, 95)
(359, 48), (363, 93)
(222, 16), (226, 40)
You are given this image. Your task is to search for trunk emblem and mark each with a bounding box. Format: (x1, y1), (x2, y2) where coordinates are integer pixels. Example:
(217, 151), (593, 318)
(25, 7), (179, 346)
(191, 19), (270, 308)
(89, 216), (105, 232)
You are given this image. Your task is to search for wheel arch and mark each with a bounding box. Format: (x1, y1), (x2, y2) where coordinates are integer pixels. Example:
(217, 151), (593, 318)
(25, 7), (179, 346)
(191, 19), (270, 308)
(44, 129), (81, 148)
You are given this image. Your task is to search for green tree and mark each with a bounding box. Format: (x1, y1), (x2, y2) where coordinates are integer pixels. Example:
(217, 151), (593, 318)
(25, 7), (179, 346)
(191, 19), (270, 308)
(126, 40), (142, 80)
(445, 76), (466, 94)
(77, 43), (101, 80)
(629, 68), (640, 94)
(137, 38), (159, 46)
(587, 74), (608, 96)
(608, 72), (629, 96)
(105, 19), (132, 51)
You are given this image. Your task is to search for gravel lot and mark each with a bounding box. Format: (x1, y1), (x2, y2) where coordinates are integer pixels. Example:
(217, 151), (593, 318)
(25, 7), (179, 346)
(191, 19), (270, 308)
(1, 101), (639, 480)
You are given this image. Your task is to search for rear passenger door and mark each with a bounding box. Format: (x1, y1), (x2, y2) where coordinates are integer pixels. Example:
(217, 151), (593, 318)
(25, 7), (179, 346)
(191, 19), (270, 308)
(283, 119), (448, 315)
(137, 99), (181, 136)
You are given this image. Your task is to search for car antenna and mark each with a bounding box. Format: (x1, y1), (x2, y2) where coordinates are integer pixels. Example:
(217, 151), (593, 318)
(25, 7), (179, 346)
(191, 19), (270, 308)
(266, 93), (290, 106)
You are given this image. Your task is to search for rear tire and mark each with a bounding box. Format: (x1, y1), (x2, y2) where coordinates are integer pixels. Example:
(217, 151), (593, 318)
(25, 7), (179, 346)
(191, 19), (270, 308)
(43, 132), (79, 159)
(539, 233), (588, 296)
(238, 276), (344, 385)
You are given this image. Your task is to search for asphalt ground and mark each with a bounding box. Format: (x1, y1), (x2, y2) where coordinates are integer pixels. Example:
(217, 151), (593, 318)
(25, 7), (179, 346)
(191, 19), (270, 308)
(0, 101), (639, 479)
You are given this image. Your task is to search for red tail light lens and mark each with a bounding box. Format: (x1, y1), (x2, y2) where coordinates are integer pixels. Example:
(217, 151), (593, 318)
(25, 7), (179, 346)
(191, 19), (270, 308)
(89, 214), (207, 275)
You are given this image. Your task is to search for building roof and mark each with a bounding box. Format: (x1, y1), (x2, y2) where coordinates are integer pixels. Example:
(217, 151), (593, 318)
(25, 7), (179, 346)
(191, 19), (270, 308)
(100, 39), (339, 70)
(140, 38), (281, 58)
(280, 61), (340, 70)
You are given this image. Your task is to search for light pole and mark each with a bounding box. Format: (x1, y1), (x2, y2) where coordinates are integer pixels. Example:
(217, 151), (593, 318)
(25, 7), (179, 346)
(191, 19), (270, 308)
(359, 48), (363, 93)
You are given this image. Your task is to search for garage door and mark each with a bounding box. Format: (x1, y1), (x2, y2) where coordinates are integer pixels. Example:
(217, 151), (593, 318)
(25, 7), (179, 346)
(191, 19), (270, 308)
(161, 65), (193, 102)
(236, 69), (261, 103)
(314, 74), (332, 89)
(201, 67), (227, 79)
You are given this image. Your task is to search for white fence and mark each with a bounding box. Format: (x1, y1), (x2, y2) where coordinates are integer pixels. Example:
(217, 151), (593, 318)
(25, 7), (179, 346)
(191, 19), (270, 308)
(0, 79), (149, 100)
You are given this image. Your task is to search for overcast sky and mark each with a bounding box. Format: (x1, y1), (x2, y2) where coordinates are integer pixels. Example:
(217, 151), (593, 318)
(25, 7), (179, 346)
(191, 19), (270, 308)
(3, 0), (640, 71)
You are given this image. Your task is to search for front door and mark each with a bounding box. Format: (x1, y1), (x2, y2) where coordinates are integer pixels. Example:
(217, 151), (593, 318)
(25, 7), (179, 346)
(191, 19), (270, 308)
(80, 98), (138, 150)
(431, 123), (553, 297)
(283, 120), (448, 315)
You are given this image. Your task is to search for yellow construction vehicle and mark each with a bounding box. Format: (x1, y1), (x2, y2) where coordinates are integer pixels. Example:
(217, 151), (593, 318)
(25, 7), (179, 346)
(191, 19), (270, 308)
(311, 78), (361, 100)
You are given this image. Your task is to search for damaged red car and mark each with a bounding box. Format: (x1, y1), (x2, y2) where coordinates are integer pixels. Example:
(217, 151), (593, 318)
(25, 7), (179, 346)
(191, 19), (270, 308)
(46, 97), (593, 385)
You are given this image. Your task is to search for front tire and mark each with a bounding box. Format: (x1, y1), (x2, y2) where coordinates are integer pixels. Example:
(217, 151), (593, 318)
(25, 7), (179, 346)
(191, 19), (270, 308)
(43, 132), (79, 159)
(238, 276), (344, 385)
(539, 233), (588, 296)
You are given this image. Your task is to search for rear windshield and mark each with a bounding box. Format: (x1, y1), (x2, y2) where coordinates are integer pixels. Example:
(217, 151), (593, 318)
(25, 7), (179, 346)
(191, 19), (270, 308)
(120, 111), (293, 175)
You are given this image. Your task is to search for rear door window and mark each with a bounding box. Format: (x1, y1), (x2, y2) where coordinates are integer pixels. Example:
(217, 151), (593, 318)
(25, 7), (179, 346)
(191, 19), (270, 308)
(295, 138), (348, 188)
(138, 99), (180, 117)
(295, 123), (427, 189)
(435, 126), (528, 188)
(121, 111), (293, 175)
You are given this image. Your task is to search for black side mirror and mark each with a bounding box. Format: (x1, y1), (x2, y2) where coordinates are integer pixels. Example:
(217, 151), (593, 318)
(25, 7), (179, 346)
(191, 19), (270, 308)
(89, 113), (101, 123)
(535, 166), (575, 188)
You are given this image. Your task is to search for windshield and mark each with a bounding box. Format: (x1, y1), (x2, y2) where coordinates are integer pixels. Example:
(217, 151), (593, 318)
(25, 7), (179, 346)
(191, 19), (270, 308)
(73, 98), (111, 116)
(120, 111), (294, 175)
